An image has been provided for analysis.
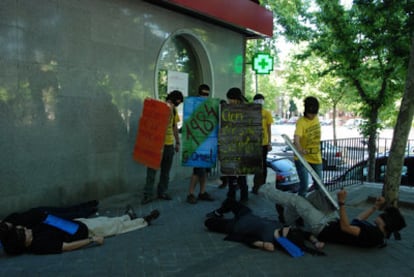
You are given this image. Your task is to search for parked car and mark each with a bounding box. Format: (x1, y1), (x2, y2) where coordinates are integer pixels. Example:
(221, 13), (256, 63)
(320, 141), (345, 170)
(344, 118), (366, 129)
(266, 153), (300, 192)
(327, 155), (414, 186)
(286, 116), (298, 125)
(282, 141), (345, 170)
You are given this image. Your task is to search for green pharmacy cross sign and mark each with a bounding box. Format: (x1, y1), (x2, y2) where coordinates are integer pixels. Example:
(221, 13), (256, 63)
(252, 53), (273, 74)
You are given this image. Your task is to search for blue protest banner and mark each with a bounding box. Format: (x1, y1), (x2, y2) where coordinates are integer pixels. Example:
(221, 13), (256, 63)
(181, 97), (220, 168)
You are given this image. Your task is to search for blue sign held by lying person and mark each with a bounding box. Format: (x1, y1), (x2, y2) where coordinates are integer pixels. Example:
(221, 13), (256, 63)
(43, 214), (80, 235)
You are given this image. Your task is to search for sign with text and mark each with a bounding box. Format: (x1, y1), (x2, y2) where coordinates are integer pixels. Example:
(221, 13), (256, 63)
(182, 97), (220, 168)
(219, 104), (262, 175)
(167, 70), (188, 97)
(133, 98), (171, 169)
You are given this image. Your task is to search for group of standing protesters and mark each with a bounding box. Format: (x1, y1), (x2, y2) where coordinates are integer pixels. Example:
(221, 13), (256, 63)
(1, 88), (407, 257)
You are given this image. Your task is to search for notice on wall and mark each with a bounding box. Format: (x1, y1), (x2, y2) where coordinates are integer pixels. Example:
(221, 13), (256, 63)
(167, 71), (188, 97)
(181, 97), (220, 168)
(219, 104), (262, 175)
(133, 98), (171, 169)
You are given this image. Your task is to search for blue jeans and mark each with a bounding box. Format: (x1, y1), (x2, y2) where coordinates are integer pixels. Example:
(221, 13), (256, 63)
(295, 160), (322, 197)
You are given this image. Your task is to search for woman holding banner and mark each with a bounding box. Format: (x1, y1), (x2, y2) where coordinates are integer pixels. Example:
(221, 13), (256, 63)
(141, 90), (184, 204)
(186, 84), (215, 204)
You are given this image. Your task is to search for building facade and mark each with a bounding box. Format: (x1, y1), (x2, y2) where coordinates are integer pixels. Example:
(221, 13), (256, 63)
(0, 0), (272, 215)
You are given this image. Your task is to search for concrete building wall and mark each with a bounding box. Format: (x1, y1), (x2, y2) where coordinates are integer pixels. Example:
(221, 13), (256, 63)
(0, 0), (244, 216)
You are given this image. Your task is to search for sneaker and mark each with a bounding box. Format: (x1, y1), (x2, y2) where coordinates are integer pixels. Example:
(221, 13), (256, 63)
(158, 193), (172, 200)
(141, 195), (153, 205)
(187, 194), (197, 204)
(206, 210), (223, 218)
(144, 209), (160, 225)
(198, 192), (214, 201)
(124, 204), (137, 220)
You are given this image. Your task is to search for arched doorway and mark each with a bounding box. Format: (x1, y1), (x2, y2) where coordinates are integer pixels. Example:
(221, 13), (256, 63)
(155, 31), (213, 100)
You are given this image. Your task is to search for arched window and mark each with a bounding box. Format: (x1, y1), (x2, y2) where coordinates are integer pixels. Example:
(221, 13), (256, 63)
(156, 32), (212, 100)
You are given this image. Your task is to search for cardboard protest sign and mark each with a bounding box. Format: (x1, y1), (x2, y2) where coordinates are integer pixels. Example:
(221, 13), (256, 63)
(219, 104), (262, 175)
(181, 97), (220, 168)
(133, 98), (171, 169)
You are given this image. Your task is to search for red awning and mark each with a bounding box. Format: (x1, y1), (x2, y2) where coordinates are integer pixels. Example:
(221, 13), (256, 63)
(148, 0), (273, 38)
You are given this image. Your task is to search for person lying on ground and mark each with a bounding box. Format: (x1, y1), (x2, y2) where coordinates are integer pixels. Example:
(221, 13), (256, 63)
(205, 198), (325, 256)
(260, 184), (406, 248)
(1, 200), (99, 229)
(0, 205), (160, 255)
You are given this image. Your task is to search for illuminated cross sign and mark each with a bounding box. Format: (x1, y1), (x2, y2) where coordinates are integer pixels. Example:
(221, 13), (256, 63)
(252, 53), (273, 74)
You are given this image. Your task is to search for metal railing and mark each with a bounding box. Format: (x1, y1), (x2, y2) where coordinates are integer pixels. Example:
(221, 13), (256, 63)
(322, 137), (414, 191)
(322, 138), (367, 191)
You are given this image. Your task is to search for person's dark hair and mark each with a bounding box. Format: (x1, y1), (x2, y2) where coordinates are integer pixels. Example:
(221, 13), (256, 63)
(253, 94), (265, 101)
(304, 96), (319, 115)
(226, 87), (248, 103)
(1, 226), (27, 255)
(0, 221), (10, 241)
(166, 90), (184, 107)
(198, 84), (210, 96)
(379, 207), (406, 238)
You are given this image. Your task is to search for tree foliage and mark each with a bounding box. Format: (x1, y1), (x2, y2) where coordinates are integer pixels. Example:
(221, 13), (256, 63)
(257, 0), (413, 189)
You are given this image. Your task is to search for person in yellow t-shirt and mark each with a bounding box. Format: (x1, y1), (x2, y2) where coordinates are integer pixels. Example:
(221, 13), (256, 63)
(252, 94), (273, 194)
(293, 96), (322, 197)
(142, 90), (183, 204)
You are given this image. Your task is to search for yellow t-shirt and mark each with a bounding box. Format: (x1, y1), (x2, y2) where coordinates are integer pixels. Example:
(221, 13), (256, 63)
(262, 109), (274, 146)
(294, 116), (322, 164)
(164, 107), (180, 145)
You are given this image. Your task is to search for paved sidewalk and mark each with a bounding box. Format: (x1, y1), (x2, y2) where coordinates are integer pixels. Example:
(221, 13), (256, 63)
(1, 174), (414, 277)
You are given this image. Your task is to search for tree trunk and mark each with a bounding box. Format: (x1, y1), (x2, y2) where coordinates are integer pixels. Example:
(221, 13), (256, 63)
(367, 109), (379, 182)
(384, 37), (414, 207)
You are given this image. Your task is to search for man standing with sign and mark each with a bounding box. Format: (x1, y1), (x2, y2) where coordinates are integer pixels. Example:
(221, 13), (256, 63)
(251, 94), (273, 194)
(141, 90), (183, 204)
(221, 87), (251, 203)
(186, 84), (215, 204)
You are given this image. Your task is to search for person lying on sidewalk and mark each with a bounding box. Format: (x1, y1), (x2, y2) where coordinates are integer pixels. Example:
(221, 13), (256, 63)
(260, 183), (406, 248)
(0, 205), (159, 255)
(1, 200), (99, 229)
(205, 198), (325, 256)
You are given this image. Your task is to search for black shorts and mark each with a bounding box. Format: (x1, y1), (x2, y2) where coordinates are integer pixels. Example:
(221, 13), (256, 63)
(193, 167), (211, 177)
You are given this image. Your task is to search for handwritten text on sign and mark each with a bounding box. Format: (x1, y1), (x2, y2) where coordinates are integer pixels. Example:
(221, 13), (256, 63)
(133, 98), (171, 169)
(182, 97), (219, 168)
(219, 104), (262, 175)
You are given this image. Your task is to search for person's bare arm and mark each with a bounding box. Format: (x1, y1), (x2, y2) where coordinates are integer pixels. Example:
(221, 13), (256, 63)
(62, 236), (104, 252)
(337, 190), (361, 236)
(357, 196), (385, 220)
(294, 135), (306, 154)
(173, 123), (180, 153)
(252, 241), (274, 252)
(267, 123), (272, 151)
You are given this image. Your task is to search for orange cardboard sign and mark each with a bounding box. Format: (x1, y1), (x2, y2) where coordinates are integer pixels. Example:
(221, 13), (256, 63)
(133, 98), (171, 169)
